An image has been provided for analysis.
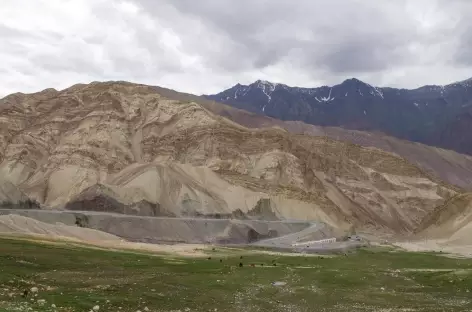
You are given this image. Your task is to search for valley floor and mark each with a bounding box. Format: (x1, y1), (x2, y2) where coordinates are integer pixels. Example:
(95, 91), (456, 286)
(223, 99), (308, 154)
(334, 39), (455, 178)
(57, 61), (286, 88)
(1, 237), (472, 312)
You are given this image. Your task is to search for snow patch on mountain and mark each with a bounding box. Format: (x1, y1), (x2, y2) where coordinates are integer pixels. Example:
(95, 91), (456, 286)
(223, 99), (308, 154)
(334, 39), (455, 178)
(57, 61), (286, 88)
(361, 81), (384, 99)
(211, 76), (472, 109)
(447, 77), (472, 88)
(316, 88), (335, 102)
(373, 86), (384, 99)
(256, 80), (277, 102)
(297, 88), (317, 96)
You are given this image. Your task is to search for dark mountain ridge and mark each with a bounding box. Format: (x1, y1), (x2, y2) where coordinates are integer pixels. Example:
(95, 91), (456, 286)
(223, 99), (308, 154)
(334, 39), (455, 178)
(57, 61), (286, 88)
(207, 77), (472, 155)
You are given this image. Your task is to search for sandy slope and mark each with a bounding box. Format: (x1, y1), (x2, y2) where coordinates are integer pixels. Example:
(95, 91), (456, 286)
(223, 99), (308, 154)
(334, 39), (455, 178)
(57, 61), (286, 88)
(0, 179), (30, 203)
(0, 214), (121, 242)
(416, 193), (472, 239)
(394, 240), (472, 258)
(395, 193), (472, 257)
(0, 214), (208, 257)
(0, 81), (460, 233)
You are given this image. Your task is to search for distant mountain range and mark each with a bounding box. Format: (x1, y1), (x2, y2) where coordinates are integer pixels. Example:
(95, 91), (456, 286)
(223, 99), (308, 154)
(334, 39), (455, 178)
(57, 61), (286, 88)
(206, 78), (472, 155)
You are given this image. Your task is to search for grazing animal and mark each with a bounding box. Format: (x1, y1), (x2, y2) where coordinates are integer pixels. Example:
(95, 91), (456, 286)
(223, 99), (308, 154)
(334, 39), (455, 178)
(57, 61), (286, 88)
(239, 262), (243, 267)
(22, 290), (28, 298)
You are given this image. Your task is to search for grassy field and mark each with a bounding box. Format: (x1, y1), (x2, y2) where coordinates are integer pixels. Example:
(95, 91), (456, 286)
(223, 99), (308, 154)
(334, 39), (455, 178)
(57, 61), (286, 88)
(0, 237), (471, 312)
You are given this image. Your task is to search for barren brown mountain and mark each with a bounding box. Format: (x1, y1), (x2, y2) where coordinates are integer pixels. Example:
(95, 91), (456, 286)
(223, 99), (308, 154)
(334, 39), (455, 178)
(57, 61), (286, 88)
(416, 192), (472, 240)
(0, 81), (462, 233)
(397, 192), (472, 255)
(150, 86), (472, 190)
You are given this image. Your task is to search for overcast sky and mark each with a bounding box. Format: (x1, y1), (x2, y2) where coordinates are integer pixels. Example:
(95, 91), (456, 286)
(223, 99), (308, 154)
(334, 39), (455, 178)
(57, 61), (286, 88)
(1, 0), (471, 96)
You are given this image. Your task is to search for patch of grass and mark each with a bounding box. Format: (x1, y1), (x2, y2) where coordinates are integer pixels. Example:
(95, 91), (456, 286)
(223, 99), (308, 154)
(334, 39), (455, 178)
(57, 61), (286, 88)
(0, 237), (471, 312)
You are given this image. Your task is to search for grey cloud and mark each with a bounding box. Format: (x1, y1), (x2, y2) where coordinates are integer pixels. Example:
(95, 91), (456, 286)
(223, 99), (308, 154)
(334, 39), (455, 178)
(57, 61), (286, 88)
(133, 0), (305, 72)
(313, 35), (414, 74)
(30, 53), (105, 77)
(454, 16), (472, 66)
(456, 36), (472, 66)
(131, 0), (472, 85)
(0, 23), (32, 39)
(134, 0), (423, 75)
(0, 23), (63, 41)
(1, 0), (472, 97)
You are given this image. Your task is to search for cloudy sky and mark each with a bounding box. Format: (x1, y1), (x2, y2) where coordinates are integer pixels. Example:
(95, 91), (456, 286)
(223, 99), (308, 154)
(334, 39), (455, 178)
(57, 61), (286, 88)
(1, 0), (471, 96)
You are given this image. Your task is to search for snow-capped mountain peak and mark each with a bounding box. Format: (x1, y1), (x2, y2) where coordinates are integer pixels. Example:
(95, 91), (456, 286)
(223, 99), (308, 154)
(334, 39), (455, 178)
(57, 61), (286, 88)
(447, 77), (472, 88)
(252, 80), (279, 102)
(340, 78), (384, 99)
(206, 76), (472, 157)
(254, 79), (277, 88)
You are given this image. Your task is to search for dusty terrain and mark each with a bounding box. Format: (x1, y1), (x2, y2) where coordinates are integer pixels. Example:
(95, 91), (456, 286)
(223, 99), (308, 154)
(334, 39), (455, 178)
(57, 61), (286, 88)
(151, 85), (472, 190)
(0, 81), (462, 234)
(0, 214), (210, 257)
(0, 209), (315, 244)
(0, 180), (29, 203)
(393, 192), (472, 257)
(0, 214), (121, 242)
(416, 193), (472, 240)
(0, 212), (345, 256)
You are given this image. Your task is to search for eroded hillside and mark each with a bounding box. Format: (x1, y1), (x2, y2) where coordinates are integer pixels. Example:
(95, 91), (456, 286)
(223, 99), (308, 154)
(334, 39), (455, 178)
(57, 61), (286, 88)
(0, 82), (460, 233)
(416, 192), (472, 241)
(147, 85), (472, 190)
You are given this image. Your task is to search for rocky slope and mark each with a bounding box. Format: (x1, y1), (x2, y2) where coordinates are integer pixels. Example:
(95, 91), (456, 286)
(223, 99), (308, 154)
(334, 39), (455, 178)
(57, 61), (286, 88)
(145, 87), (472, 190)
(0, 180), (32, 206)
(207, 78), (472, 155)
(0, 81), (461, 233)
(416, 192), (472, 241)
(409, 192), (472, 257)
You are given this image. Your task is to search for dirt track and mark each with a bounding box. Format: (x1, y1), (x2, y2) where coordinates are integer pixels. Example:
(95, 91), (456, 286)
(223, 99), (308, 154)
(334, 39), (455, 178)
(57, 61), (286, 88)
(250, 223), (365, 253)
(0, 209), (367, 254)
(0, 209), (311, 243)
